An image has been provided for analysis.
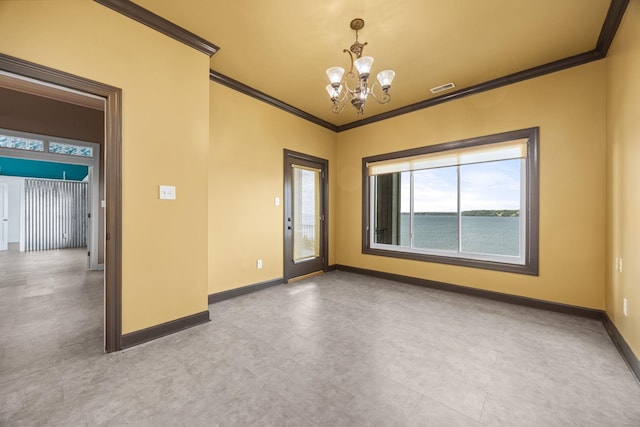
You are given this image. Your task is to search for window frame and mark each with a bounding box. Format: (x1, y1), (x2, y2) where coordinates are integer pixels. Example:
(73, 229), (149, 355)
(0, 128), (95, 161)
(362, 127), (539, 276)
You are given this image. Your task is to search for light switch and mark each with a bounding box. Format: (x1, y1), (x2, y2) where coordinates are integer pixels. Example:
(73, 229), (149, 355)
(159, 185), (176, 200)
(275, 197), (280, 206)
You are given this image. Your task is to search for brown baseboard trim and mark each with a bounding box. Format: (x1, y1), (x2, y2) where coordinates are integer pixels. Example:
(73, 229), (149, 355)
(121, 310), (210, 349)
(326, 264), (337, 272)
(208, 278), (283, 304)
(602, 313), (640, 383)
(335, 265), (602, 319)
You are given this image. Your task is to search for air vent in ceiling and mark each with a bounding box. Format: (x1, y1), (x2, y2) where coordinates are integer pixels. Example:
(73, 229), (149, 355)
(430, 82), (456, 94)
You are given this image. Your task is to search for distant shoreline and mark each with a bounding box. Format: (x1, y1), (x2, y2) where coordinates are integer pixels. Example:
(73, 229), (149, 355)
(409, 210), (520, 217)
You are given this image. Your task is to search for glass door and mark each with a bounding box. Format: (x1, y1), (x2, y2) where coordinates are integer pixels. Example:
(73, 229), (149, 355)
(293, 164), (321, 262)
(284, 150), (327, 281)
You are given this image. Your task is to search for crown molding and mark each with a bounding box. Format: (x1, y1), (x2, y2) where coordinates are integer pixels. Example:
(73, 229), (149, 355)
(209, 70), (338, 132)
(597, 0), (630, 55)
(94, 0), (219, 57)
(337, 50), (602, 132)
(206, 0), (626, 131)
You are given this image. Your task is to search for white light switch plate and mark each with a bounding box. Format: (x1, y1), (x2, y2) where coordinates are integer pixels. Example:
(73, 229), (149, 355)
(159, 185), (176, 200)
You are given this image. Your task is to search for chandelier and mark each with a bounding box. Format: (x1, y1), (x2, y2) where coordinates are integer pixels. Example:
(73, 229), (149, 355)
(325, 18), (396, 115)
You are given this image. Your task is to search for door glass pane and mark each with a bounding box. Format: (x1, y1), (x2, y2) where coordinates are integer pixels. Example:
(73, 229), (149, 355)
(293, 165), (320, 262)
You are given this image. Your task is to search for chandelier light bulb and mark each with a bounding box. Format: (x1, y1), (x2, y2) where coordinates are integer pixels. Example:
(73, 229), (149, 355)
(377, 70), (396, 89)
(326, 84), (342, 99)
(326, 67), (345, 85)
(354, 56), (374, 78)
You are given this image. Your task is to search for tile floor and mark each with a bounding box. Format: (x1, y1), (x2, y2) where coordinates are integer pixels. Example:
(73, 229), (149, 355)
(1, 246), (639, 426)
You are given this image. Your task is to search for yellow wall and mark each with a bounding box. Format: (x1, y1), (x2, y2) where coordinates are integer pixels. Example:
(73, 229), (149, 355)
(0, 0), (210, 333)
(209, 83), (336, 294)
(606, 0), (640, 358)
(2, 0), (634, 359)
(337, 61), (607, 309)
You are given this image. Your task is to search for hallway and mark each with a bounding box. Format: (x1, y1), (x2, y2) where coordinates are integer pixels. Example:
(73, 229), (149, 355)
(0, 245), (103, 384)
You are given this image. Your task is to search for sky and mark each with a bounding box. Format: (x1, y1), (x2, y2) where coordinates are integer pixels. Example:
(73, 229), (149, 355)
(401, 159), (521, 212)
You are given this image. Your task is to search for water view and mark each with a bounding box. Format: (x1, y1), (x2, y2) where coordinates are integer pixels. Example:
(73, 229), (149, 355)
(398, 213), (520, 256)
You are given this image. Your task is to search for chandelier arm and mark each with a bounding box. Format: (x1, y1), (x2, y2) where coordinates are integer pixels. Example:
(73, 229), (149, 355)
(342, 79), (357, 95)
(337, 88), (348, 104)
(343, 49), (355, 76)
(331, 94), (348, 114)
(368, 84), (392, 104)
(332, 100), (347, 114)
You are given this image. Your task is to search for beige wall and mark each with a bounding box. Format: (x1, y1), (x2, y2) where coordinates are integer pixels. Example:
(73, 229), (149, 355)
(606, 0), (640, 358)
(337, 61), (607, 309)
(209, 83), (336, 294)
(0, 0), (210, 334)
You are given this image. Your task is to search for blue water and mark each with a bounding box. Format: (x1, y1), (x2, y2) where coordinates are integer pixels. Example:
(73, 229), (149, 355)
(398, 214), (520, 256)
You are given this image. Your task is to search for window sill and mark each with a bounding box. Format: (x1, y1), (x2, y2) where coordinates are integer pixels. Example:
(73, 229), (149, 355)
(363, 246), (538, 276)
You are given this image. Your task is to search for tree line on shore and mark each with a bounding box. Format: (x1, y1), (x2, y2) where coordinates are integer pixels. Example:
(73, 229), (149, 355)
(411, 210), (520, 217)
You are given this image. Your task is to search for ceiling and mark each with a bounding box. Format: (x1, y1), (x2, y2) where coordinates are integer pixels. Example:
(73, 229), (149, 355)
(132, 0), (612, 127)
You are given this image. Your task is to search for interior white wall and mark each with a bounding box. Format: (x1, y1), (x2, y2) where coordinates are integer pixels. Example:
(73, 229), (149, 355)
(0, 176), (24, 243)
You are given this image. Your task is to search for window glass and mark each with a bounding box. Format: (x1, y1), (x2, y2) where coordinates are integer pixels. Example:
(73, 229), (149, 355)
(363, 128), (538, 275)
(413, 167), (458, 251)
(0, 134), (44, 152)
(49, 142), (93, 157)
(460, 160), (521, 257)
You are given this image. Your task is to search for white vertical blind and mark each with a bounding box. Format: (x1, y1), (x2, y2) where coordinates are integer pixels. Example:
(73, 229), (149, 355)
(24, 179), (87, 251)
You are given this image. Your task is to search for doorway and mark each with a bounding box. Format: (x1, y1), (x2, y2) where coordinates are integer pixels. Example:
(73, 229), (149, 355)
(0, 53), (122, 352)
(283, 150), (328, 282)
(0, 131), (101, 269)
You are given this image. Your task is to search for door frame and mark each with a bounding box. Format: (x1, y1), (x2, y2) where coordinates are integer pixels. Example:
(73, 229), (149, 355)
(0, 182), (7, 251)
(0, 53), (123, 353)
(283, 149), (329, 282)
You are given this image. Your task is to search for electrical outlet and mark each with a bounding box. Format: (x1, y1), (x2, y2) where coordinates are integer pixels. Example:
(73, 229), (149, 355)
(616, 257), (623, 273)
(257, 259), (262, 269)
(623, 298), (628, 317)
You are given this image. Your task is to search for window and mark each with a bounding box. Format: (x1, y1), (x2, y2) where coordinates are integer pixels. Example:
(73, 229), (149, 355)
(0, 131), (94, 158)
(0, 134), (44, 152)
(363, 128), (539, 275)
(49, 142), (94, 158)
